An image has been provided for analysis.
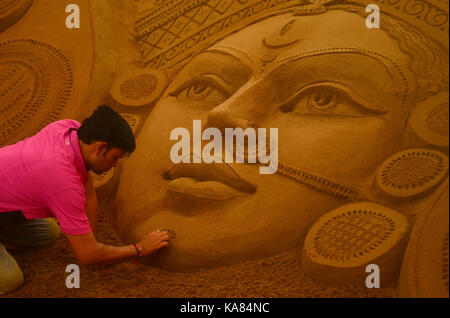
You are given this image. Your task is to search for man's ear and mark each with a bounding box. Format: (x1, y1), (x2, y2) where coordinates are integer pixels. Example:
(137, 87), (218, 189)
(94, 141), (108, 155)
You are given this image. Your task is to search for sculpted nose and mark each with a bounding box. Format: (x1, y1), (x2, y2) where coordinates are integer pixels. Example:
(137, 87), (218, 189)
(203, 79), (270, 132)
(205, 108), (256, 133)
(201, 79), (277, 167)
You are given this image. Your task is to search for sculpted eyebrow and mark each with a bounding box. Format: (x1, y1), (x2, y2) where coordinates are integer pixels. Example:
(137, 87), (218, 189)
(185, 50), (252, 72)
(267, 55), (398, 113)
(205, 46), (255, 67)
(172, 51), (252, 90)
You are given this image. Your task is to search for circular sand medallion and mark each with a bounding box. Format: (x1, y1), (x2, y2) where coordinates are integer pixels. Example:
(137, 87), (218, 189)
(375, 149), (449, 198)
(399, 181), (449, 297)
(109, 69), (167, 107)
(91, 168), (118, 199)
(0, 0), (33, 33)
(0, 39), (73, 146)
(91, 168), (115, 190)
(302, 202), (409, 286)
(409, 92), (449, 147)
(119, 113), (141, 135)
(261, 51), (277, 63)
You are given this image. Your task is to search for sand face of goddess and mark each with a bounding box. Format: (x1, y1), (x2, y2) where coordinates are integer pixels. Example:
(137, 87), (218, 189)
(116, 10), (415, 272)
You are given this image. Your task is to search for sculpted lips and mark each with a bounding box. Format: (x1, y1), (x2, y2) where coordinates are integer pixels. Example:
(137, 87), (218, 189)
(162, 162), (257, 200)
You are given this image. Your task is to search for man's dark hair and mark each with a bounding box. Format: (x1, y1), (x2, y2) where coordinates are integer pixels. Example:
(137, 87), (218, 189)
(77, 105), (136, 153)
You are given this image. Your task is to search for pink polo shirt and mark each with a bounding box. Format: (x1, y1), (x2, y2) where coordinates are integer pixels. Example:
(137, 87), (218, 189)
(0, 119), (92, 235)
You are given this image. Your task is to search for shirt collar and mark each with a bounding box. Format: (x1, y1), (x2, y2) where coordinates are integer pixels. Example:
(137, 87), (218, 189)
(68, 128), (89, 184)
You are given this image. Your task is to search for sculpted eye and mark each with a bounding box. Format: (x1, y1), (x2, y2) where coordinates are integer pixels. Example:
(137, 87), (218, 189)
(188, 83), (210, 97)
(168, 75), (230, 104)
(177, 81), (213, 100)
(279, 83), (385, 117)
(307, 88), (337, 112)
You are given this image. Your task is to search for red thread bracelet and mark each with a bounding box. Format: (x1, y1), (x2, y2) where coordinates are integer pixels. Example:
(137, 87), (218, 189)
(132, 243), (144, 257)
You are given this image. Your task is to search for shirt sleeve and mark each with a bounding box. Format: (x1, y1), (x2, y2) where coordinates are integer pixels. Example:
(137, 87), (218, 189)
(46, 188), (92, 235)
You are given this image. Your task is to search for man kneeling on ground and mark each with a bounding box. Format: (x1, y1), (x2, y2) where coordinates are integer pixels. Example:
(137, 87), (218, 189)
(0, 105), (169, 294)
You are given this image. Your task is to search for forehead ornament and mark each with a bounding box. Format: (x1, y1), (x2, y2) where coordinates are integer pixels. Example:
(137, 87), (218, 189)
(261, 19), (299, 65)
(293, 0), (332, 16)
(261, 0), (335, 64)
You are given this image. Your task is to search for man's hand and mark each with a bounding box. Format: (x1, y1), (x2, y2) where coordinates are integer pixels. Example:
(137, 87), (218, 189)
(136, 230), (170, 257)
(65, 230), (171, 266)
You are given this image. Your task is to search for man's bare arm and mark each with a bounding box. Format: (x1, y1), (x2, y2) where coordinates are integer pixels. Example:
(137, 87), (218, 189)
(84, 174), (98, 237)
(65, 231), (170, 266)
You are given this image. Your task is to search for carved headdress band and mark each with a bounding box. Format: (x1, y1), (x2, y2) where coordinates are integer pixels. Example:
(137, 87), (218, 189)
(134, 0), (448, 70)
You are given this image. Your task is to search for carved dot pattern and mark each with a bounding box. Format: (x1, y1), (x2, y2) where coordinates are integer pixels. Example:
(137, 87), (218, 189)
(387, 157), (438, 184)
(443, 231), (449, 293)
(276, 162), (359, 200)
(0, 39), (73, 147)
(377, 149), (448, 197)
(312, 209), (396, 263)
(120, 74), (157, 99)
(427, 102), (449, 136)
(120, 113), (140, 135)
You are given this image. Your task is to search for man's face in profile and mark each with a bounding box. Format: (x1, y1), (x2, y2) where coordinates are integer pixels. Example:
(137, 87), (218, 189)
(90, 144), (126, 174)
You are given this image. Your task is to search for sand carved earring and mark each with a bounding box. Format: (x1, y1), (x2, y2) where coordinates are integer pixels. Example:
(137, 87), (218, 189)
(408, 91), (449, 148)
(302, 201), (409, 286)
(108, 68), (168, 108)
(375, 148), (449, 199)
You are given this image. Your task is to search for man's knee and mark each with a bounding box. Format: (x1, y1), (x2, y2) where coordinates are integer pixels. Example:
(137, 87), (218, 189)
(0, 243), (24, 295)
(24, 218), (61, 247)
(0, 218), (61, 247)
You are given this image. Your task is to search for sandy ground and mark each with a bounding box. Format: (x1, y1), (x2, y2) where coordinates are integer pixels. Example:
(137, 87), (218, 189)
(1, 196), (397, 298)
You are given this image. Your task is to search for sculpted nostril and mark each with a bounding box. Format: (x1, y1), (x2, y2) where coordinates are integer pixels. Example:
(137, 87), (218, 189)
(162, 170), (171, 180)
(204, 110), (228, 132)
(205, 107), (257, 132)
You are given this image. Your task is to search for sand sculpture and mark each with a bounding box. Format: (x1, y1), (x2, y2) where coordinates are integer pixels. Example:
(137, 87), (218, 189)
(302, 202), (409, 286)
(120, 113), (142, 135)
(0, 0), (95, 147)
(375, 148), (448, 199)
(0, 0), (33, 33)
(398, 178), (449, 297)
(409, 91), (449, 148)
(109, 69), (168, 108)
(0, 39), (73, 146)
(0, 0), (448, 297)
(91, 168), (117, 198)
(112, 0), (448, 295)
